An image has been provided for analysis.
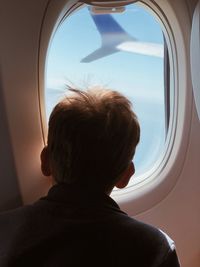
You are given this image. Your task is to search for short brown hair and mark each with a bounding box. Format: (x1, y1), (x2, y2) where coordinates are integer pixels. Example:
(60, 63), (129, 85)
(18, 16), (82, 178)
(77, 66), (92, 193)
(47, 87), (140, 191)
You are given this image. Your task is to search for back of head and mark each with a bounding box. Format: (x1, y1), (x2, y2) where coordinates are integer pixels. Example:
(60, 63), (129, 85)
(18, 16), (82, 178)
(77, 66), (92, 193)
(47, 87), (140, 191)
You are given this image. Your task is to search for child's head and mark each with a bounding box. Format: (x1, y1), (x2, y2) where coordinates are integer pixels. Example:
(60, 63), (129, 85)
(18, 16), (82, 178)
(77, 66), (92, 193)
(41, 87), (140, 192)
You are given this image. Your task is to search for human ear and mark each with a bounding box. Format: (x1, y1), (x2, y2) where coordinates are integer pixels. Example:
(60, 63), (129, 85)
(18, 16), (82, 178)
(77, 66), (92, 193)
(40, 146), (51, 176)
(115, 162), (135, 189)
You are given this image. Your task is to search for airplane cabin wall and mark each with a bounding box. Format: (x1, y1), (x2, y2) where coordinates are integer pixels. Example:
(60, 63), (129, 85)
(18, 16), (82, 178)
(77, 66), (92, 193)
(186, 0), (198, 18)
(0, 74), (22, 210)
(0, 0), (51, 208)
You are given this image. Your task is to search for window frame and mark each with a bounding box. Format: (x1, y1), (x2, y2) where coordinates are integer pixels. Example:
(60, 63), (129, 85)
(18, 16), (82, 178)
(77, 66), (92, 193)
(39, 0), (192, 215)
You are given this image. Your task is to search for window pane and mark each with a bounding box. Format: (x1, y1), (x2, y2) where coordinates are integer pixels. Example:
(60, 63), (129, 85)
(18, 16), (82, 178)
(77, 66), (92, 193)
(45, 3), (167, 185)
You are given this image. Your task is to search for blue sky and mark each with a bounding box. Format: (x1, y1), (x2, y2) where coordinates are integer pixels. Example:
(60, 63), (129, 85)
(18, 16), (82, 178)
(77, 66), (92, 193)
(45, 3), (166, 182)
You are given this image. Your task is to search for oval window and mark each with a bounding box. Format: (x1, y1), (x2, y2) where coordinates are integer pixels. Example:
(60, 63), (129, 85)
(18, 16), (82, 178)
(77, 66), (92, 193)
(45, 2), (170, 187)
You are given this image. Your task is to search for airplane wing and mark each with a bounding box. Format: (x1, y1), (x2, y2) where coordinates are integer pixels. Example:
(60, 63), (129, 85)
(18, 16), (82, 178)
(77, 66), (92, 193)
(81, 47), (118, 63)
(80, 11), (162, 62)
(91, 13), (133, 40)
(80, 12), (134, 63)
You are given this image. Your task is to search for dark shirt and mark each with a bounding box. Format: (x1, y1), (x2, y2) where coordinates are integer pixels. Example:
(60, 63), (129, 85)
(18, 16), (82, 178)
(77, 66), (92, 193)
(0, 184), (180, 266)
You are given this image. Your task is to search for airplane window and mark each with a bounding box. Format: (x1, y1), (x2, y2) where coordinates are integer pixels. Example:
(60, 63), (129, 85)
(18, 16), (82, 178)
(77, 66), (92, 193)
(191, 0), (200, 121)
(45, 3), (170, 187)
